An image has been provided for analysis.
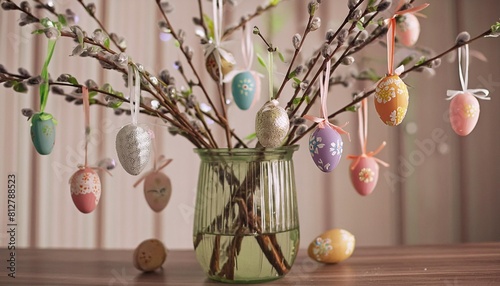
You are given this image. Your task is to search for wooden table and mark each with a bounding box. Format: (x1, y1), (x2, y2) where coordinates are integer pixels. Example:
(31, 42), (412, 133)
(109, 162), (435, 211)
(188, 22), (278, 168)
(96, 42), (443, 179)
(1, 243), (500, 285)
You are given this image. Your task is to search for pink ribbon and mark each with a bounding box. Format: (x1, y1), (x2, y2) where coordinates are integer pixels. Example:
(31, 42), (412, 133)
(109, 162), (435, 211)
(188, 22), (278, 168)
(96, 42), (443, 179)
(385, 1), (429, 75)
(83, 86), (90, 167)
(133, 157), (173, 188)
(303, 61), (350, 140)
(68, 86), (113, 183)
(346, 99), (389, 170)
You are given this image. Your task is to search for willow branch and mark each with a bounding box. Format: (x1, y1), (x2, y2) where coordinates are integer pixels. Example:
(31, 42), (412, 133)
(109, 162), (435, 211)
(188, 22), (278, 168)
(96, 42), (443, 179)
(289, 28), (494, 145)
(154, 0), (229, 144)
(220, 0), (289, 41)
(76, 0), (126, 52)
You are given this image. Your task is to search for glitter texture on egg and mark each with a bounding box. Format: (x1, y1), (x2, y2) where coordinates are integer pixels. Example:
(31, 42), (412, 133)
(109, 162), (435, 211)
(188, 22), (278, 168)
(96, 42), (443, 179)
(116, 124), (152, 176)
(255, 100), (289, 148)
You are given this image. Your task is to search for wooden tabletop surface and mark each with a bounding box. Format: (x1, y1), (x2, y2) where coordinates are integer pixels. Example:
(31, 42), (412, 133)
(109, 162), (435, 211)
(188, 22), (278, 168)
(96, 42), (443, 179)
(1, 242), (500, 285)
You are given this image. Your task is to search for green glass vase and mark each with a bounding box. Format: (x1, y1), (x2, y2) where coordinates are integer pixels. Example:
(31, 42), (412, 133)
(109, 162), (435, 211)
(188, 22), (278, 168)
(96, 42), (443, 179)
(193, 146), (300, 283)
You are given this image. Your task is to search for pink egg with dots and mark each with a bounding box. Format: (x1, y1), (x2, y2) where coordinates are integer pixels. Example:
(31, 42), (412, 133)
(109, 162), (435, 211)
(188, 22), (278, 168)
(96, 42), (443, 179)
(449, 92), (480, 136)
(350, 157), (379, 196)
(70, 167), (101, 214)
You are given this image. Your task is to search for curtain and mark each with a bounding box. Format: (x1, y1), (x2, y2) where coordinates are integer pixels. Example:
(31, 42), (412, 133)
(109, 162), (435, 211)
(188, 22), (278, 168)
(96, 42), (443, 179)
(0, 0), (499, 250)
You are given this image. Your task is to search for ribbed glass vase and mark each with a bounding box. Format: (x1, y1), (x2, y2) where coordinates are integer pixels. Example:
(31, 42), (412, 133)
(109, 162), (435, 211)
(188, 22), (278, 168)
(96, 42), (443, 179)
(193, 146), (300, 283)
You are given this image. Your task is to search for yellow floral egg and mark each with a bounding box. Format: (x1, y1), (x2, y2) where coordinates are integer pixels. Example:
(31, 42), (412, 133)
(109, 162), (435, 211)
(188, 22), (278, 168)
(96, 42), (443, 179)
(374, 75), (409, 126)
(307, 228), (355, 264)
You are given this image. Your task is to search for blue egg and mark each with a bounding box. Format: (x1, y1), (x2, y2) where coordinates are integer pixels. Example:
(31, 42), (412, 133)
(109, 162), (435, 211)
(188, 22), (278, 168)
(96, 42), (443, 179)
(309, 126), (343, 173)
(232, 71), (257, 110)
(30, 113), (56, 155)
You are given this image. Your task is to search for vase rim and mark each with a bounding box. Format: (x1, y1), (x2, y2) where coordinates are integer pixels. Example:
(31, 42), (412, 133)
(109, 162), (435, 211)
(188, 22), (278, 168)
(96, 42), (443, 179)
(194, 145), (299, 155)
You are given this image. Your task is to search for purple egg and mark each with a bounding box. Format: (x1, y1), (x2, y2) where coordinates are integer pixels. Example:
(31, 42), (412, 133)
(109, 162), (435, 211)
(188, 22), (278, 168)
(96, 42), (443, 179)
(309, 126), (343, 173)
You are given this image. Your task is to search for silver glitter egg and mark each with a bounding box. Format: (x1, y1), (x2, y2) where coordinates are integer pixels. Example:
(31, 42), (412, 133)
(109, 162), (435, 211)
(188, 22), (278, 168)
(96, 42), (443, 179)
(115, 124), (152, 175)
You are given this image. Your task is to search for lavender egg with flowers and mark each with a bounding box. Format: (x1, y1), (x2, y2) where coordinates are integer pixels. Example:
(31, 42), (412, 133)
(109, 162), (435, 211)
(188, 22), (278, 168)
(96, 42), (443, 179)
(309, 125), (343, 173)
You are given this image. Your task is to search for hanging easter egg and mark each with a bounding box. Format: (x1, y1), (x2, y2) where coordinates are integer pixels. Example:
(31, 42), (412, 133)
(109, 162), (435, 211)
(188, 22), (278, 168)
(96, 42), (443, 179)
(449, 92), (480, 136)
(350, 157), (379, 196)
(396, 13), (421, 47)
(308, 228), (355, 264)
(205, 49), (235, 82)
(143, 171), (172, 212)
(231, 71), (257, 110)
(374, 75), (409, 126)
(133, 239), (167, 272)
(116, 124), (152, 176)
(30, 112), (56, 155)
(70, 167), (101, 214)
(309, 126), (343, 173)
(255, 100), (290, 148)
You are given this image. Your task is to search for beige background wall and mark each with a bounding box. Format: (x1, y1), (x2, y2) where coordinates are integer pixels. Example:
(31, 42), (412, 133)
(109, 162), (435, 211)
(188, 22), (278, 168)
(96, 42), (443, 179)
(0, 0), (499, 250)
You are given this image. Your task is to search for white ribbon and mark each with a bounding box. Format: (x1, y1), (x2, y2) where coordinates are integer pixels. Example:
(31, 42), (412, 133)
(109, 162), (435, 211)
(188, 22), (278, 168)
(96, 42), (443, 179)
(208, 0), (225, 84)
(446, 44), (490, 101)
(128, 63), (141, 125)
(242, 24), (253, 71)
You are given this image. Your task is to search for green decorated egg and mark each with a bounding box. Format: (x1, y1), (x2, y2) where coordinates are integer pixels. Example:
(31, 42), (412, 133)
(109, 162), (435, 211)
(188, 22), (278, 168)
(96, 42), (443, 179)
(30, 112), (56, 155)
(232, 71), (257, 110)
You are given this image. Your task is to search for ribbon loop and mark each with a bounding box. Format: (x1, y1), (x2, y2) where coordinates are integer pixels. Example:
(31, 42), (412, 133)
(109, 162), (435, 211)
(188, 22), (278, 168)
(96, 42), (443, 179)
(446, 44), (491, 101)
(386, 1), (429, 75)
(242, 24), (254, 71)
(128, 63), (141, 126)
(347, 99), (389, 170)
(133, 157), (173, 188)
(82, 86), (90, 167)
(446, 89), (490, 101)
(303, 60), (350, 140)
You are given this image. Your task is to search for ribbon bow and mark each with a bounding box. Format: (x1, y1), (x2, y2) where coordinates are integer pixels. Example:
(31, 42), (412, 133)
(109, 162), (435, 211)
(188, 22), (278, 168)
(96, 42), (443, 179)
(303, 61), (350, 140)
(385, 1), (429, 75)
(223, 23), (262, 106)
(133, 157), (173, 188)
(204, 0), (235, 84)
(446, 44), (490, 101)
(347, 99), (389, 170)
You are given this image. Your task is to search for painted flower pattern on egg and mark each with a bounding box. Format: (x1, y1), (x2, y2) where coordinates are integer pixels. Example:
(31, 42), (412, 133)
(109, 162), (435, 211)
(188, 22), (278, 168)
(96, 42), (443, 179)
(449, 92), (480, 136)
(70, 167), (101, 213)
(330, 140), (343, 156)
(358, 168), (374, 183)
(374, 75), (409, 126)
(309, 136), (325, 155)
(350, 157), (380, 196)
(312, 237), (333, 261)
(30, 113), (56, 155)
(309, 126), (343, 173)
(232, 71), (257, 110)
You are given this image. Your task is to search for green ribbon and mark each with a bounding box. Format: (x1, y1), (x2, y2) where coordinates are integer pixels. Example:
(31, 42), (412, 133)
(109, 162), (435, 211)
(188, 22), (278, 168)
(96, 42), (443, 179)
(39, 39), (57, 113)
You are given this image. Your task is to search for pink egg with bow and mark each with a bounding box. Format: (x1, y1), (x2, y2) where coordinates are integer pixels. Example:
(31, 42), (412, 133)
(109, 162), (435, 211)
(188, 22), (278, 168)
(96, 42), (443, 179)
(349, 157), (379, 196)
(449, 92), (480, 136)
(143, 171), (172, 212)
(396, 13), (420, 47)
(70, 167), (101, 214)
